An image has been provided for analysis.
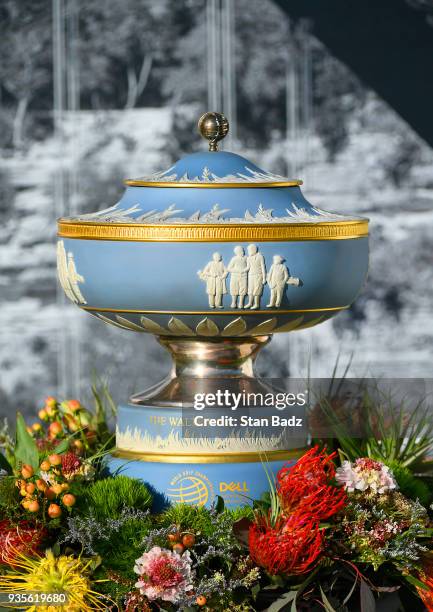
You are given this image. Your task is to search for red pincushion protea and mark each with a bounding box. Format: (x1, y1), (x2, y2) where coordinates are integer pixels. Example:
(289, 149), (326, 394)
(276, 446), (347, 521)
(0, 520), (46, 565)
(249, 512), (323, 575)
(417, 559), (433, 611)
(61, 451), (82, 476)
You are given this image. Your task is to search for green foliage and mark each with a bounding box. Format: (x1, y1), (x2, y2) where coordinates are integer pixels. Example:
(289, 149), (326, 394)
(0, 475), (19, 515)
(14, 412), (39, 469)
(82, 475), (152, 520)
(228, 505), (255, 523)
(159, 503), (216, 534)
(317, 380), (433, 479)
(387, 461), (432, 506)
(159, 503), (253, 537)
(95, 516), (152, 575)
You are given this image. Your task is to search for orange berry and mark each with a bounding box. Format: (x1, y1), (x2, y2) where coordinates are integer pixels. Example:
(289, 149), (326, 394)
(168, 533), (178, 543)
(182, 533), (195, 548)
(62, 493), (76, 507)
(26, 426), (33, 435)
(48, 503), (62, 518)
(22, 499), (32, 509)
(196, 596), (207, 606)
(172, 543), (184, 554)
(63, 415), (80, 432)
(31, 423), (42, 433)
(68, 400), (81, 412)
(61, 483), (69, 491)
(45, 397), (57, 408)
(36, 479), (46, 492)
(71, 440), (84, 454)
(28, 500), (40, 513)
(25, 483), (36, 495)
(38, 408), (48, 421)
(45, 405), (56, 418)
(21, 464), (34, 479)
(51, 484), (63, 495)
(40, 460), (51, 472)
(45, 487), (56, 500)
(49, 421), (63, 437)
(48, 454), (62, 466)
(20, 488), (28, 497)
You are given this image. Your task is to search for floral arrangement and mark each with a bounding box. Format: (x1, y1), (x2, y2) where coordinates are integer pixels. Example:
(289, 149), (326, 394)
(0, 391), (433, 611)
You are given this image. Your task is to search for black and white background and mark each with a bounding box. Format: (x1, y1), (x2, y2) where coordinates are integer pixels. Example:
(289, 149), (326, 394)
(1, 0), (433, 418)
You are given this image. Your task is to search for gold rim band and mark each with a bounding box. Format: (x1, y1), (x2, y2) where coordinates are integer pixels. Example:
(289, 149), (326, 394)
(113, 447), (305, 463)
(82, 305), (347, 315)
(58, 219), (368, 242)
(123, 179), (303, 188)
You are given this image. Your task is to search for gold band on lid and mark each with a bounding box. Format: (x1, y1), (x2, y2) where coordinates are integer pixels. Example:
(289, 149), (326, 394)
(58, 219), (368, 242)
(123, 178), (303, 188)
(113, 447), (305, 464)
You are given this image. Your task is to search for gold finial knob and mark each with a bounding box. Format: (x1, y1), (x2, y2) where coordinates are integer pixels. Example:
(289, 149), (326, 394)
(198, 112), (229, 152)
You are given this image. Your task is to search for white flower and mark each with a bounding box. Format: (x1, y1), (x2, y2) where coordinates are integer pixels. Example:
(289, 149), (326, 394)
(336, 458), (397, 494)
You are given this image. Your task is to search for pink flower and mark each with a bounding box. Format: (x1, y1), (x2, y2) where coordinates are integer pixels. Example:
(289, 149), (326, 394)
(134, 546), (194, 603)
(336, 458), (397, 494)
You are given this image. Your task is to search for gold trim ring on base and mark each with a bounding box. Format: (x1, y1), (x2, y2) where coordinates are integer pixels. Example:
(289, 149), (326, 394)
(57, 219), (368, 242)
(113, 448), (305, 463)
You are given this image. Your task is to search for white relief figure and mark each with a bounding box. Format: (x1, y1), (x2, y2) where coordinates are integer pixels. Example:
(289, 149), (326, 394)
(67, 252), (87, 304)
(57, 241), (75, 303)
(57, 241), (87, 305)
(198, 252), (228, 309)
(245, 244), (266, 310)
(227, 246), (249, 309)
(266, 255), (301, 308)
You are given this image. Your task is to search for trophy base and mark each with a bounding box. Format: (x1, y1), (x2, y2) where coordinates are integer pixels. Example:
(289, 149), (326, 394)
(110, 335), (306, 508)
(106, 450), (301, 510)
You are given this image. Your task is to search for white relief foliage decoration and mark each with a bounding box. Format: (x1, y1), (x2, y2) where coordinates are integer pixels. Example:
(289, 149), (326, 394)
(116, 426), (298, 453)
(70, 203), (360, 224)
(132, 164), (289, 184)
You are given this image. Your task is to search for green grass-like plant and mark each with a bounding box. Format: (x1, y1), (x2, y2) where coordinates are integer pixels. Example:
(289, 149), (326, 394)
(387, 461), (432, 506)
(315, 377), (433, 491)
(159, 503), (254, 535)
(82, 475), (152, 520)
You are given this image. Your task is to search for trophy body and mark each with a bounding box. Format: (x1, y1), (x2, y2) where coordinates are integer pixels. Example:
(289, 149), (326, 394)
(57, 113), (369, 507)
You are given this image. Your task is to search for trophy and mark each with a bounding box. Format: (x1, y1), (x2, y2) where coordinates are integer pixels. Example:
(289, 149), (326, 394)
(57, 112), (369, 507)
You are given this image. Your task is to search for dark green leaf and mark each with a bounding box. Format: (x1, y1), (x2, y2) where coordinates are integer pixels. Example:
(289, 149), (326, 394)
(404, 574), (429, 591)
(320, 586), (337, 612)
(215, 495), (225, 513)
(15, 412), (39, 468)
(0, 452), (12, 474)
(265, 591), (297, 612)
(360, 580), (376, 612)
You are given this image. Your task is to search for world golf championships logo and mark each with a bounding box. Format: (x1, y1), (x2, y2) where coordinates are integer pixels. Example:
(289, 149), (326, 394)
(167, 470), (214, 506)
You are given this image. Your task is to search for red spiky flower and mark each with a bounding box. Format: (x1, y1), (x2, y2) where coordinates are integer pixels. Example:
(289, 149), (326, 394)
(249, 511), (323, 575)
(417, 558), (433, 611)
(276, 445), (347, 521)
(0, 520), (46, 565)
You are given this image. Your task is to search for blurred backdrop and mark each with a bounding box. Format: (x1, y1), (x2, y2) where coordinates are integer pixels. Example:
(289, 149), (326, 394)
(1, 0), (433, 418)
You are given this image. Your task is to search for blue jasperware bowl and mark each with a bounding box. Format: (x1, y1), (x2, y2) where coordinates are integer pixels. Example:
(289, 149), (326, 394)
(57, 147), (368, 338)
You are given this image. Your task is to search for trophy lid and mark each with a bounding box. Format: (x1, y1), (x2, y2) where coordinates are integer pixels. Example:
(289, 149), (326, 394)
(59, 112), (367, 231)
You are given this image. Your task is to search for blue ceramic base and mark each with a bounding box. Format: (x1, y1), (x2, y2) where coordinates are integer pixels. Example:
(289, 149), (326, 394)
(106, 454), (294, 510)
